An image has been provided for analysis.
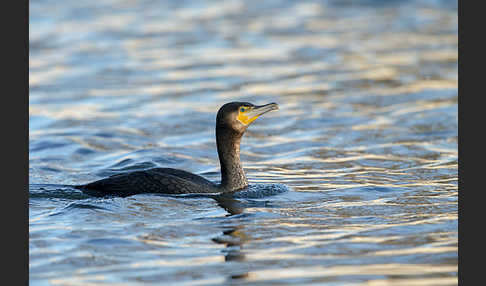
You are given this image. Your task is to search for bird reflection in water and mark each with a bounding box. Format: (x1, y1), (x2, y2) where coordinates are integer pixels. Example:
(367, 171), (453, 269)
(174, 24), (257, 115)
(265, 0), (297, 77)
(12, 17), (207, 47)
(211, 195), (251, 281)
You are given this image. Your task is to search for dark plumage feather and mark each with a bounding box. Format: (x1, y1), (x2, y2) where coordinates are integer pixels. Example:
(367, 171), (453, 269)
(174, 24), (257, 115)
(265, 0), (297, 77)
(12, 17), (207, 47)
(76, 168), (217, 196)
(75, 102), (278, 196)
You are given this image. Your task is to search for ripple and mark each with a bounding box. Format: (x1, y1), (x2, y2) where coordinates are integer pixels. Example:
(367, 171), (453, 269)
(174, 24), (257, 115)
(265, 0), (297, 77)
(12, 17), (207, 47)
(29, 0), (457, 285)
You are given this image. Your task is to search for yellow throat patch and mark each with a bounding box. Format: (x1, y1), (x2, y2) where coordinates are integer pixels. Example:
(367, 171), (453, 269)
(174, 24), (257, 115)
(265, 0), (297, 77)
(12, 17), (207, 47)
(237, 108), (259, 125)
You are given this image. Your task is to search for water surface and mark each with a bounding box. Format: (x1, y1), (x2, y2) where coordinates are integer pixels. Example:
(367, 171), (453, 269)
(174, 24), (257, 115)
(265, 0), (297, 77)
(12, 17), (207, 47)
(29, 0), (458, 285)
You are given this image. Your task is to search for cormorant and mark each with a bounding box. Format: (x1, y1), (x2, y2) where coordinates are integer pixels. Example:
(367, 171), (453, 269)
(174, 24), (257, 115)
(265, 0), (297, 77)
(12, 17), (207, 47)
(75, 102), (279, 196)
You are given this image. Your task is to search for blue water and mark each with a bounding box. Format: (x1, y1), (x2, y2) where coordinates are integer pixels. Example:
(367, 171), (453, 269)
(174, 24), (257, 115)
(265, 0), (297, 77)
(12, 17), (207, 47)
(30, 0), (457, 285)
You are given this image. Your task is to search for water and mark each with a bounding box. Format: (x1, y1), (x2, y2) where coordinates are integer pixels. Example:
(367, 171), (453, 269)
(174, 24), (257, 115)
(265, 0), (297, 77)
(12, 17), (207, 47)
(29, 0), (458, 285)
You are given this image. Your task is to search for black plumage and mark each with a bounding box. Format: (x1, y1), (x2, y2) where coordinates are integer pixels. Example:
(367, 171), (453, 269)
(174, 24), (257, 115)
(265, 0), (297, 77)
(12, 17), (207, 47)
(75, 102), (278, 196)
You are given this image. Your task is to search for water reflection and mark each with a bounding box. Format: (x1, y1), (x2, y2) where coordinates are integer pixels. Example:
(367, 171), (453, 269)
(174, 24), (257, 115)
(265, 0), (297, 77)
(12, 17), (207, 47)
(214, 195), (245, 216)
(30, 0), (457, 284)
(212, 195), (250, 281)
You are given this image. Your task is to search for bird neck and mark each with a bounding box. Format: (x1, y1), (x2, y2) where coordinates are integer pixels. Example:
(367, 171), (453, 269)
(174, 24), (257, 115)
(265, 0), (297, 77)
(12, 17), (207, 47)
(216, 127), (248, 192)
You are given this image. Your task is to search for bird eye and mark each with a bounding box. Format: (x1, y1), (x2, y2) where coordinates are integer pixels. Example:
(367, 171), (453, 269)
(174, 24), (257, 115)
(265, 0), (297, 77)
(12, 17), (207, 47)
(240, 107), (245, 112)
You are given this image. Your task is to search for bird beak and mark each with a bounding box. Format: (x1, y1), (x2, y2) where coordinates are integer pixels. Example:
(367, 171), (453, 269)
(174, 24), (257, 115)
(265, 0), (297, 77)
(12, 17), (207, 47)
(248, 103), (279, 118)
(237, 102), (279, 125)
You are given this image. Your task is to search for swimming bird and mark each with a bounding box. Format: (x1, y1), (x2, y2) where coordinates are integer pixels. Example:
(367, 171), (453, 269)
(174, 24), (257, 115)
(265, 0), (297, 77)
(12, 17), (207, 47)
(75, 102), (279, 196)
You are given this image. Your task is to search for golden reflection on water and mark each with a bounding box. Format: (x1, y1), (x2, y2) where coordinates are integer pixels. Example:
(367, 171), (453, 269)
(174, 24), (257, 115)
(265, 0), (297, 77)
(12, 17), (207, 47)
(30, 0), (457, 285)
(246, 264), (457, 284)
